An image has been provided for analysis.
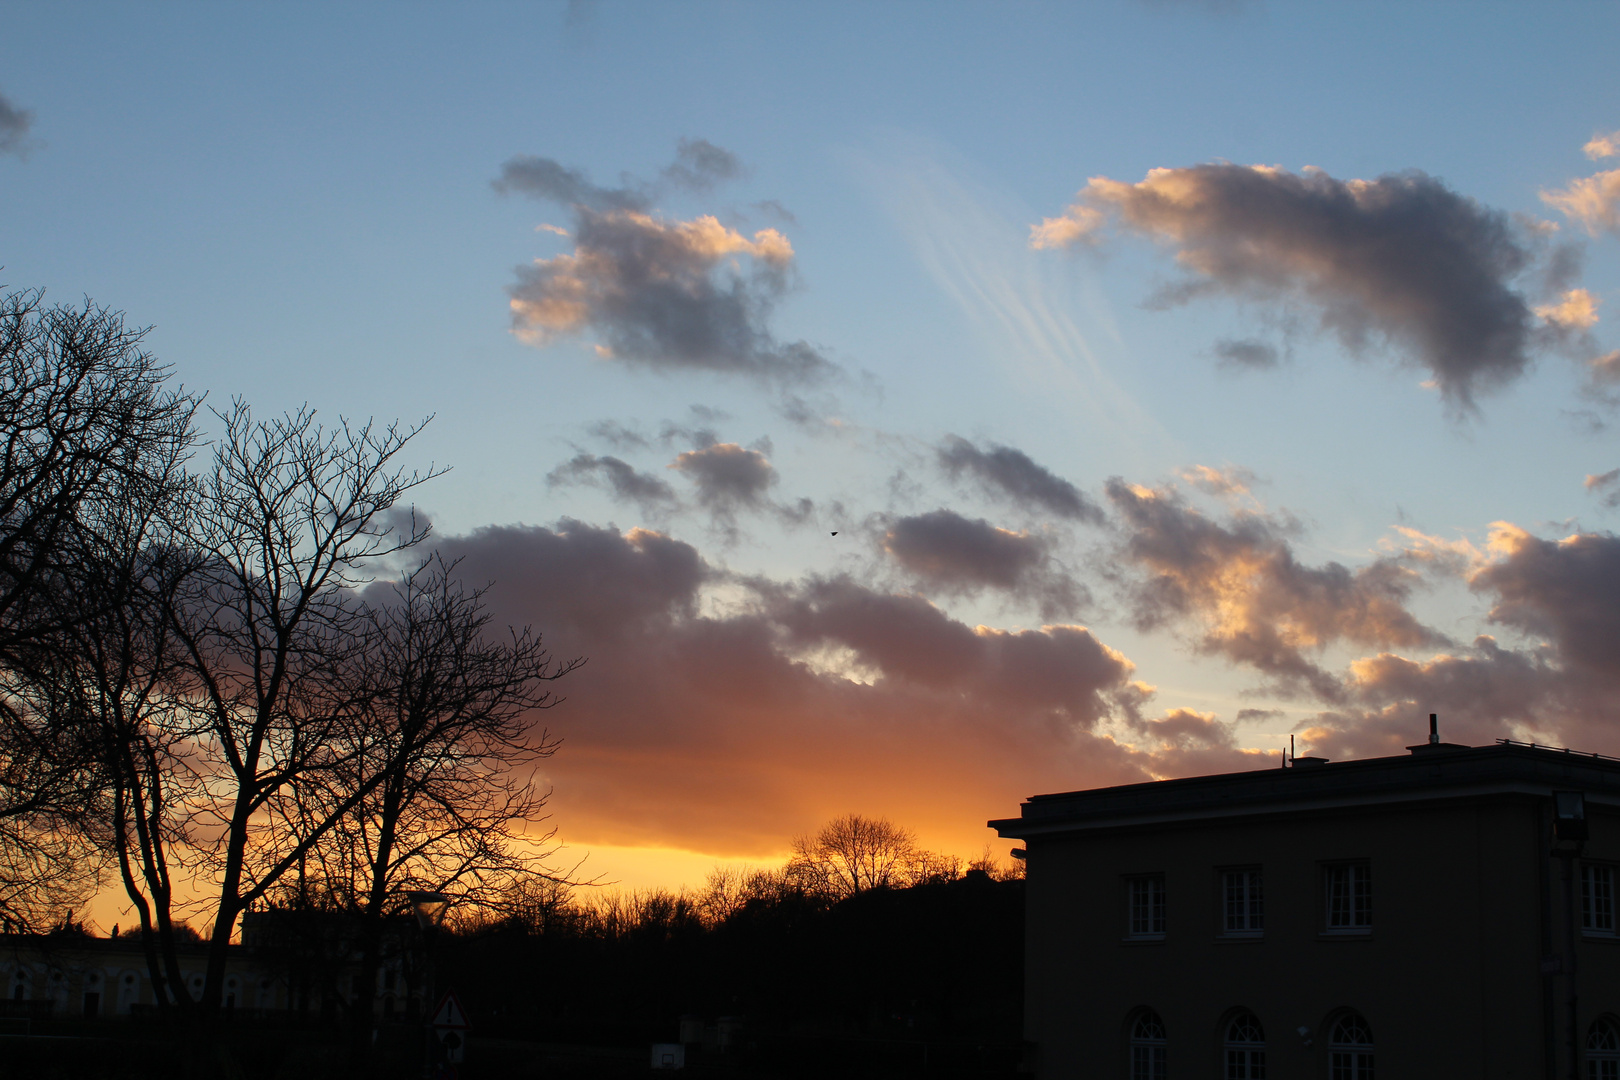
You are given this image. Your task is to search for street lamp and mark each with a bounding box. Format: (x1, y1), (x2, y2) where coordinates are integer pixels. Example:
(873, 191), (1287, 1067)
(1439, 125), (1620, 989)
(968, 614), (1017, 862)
(1552, 792), (1587, 1080)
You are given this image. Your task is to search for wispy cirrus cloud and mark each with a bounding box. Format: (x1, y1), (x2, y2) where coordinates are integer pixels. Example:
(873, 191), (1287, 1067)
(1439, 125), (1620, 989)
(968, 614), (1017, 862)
(1034, 163), (1584, 407)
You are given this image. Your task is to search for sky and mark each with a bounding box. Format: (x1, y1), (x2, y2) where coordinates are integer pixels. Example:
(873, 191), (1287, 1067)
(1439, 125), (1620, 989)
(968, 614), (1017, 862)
(5, 0), (1620, 901)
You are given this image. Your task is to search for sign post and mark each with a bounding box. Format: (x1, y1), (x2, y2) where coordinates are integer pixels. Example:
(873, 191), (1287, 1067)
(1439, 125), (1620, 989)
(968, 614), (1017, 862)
(430, 990), (471, 1065)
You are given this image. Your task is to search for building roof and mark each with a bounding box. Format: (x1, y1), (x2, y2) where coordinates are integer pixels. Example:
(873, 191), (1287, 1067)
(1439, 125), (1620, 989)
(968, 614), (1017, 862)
(989, 741), (1620, 839)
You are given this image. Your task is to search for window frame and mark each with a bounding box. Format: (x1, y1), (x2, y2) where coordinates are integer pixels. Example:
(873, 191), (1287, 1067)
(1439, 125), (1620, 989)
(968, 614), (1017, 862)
(1125, 874), (1167, 941)
(1219, 867), (1265, 939)
(1582, 863), (1617, 938)
(1328, 1012), (1375, 1080)
(1221, 1010), (1266, 1080)
(1127, 1008), (1168, 1080)
(1321, 860), (1373, 936)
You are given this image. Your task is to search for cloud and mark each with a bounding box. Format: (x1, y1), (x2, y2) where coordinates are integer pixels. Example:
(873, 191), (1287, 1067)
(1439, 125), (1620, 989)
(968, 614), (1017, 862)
(660, 137), (743, 192)
(425, 521), (1252, 856)
(1587, 468), (1620, 509)
(1212, 338), (1280, 369)
(1178, 464), (1256, 498)
(493, 155), (649, 212)
(881, 509), (1087, 617)
(506, 206), (831, 383)
(1535, 287), (1601, 331)
(1586, 131), (1620, 160)
(1542, 169), (1620, 236)
(0, 91), (36, 157)
(1105, 478), (1446, 700)
(1035, 164), (1560, 406)
(1299, 522), (1620, 759)
(1592, 350), (1620, 384)
(547, 453), (678, 512)
(669, 442), (775, 510)
(937, 436), (1104, 523)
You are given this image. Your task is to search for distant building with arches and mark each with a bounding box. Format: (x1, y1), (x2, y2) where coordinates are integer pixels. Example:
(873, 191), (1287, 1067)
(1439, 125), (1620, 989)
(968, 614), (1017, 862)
(991, 734), (1620, 1078)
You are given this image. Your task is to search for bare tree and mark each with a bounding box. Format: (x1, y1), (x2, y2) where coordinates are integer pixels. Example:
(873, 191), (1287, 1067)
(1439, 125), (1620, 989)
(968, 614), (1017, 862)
(785, 814), (924, 898)
(0, 289), (197, 929)
(278, 554), (578, 1050)
(108, 401), (441, 1020)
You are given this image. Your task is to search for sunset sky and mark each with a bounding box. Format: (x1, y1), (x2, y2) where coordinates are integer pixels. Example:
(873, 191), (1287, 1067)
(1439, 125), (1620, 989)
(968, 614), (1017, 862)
(5, 1), (1620, 901)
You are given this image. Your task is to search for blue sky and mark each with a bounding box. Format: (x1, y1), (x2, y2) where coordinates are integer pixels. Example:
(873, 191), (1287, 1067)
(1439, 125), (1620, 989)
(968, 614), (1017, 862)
(5, 0), (1620, 889)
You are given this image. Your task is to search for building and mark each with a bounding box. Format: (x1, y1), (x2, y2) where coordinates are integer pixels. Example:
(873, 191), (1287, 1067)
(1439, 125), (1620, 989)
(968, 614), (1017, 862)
(990, 730), (1620, 1079)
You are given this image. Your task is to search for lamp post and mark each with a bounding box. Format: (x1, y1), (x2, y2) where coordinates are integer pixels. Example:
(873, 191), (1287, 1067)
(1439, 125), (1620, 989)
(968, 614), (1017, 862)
(407, 892), (450, 1076)
(1552, 792), (1588, 1080)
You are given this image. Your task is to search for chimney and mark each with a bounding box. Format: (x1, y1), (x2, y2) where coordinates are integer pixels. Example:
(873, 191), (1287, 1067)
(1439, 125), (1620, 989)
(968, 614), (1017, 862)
(1408, 712), (1466, 754)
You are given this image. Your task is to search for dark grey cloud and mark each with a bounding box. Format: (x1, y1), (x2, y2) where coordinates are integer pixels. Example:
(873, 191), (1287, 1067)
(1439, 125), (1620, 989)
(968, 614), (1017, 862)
(937, 436), (1104, 523)
(506, 204), (832, 383)
(660, 138), (743, 192)
(1105, 478), (1446, 700)
(882, 509), (1087, 618)
(492, 156), (648, 212)
(498, 142), (833, 384)
(0, 91), (36, 157)
(669, 442), (775, 510)
(424, 521), (1215, 855)
(1213, 338), (1280, 370)
(547, 453), (678, 512)
(584, 419), (652, 452)
(1035, 164), (1575, 407)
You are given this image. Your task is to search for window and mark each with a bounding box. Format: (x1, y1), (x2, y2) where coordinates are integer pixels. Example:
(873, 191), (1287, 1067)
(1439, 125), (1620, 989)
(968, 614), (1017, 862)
(1223, 1012), (1265, 1079)
(1129, 1010), (1167, 1080)
(1128, 876), (1166, 938)
(1583, 865), (1616, 935)
(1324, 863), (1372, 932)
(1591, 1019), (1620, 1080)
(1330, 1014), (1375, 1080)
(1222, 869), (1264, 935)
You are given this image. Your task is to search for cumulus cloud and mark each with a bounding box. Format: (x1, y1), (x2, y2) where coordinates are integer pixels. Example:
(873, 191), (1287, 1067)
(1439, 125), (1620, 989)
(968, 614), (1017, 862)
(496, 142), (831, 383)
(424, 520), (1248, 856)
(937, 436), (1104, 523)
(506, 206), (831, 382)
(1106, 478), (1446, 700)
(670, 441), (774, 506)
(0, 90), (36, 157)
(1035, 163), (1564, 406)
(881, 509), (1087, 618)
(1543, 169), (1620, 236)
(1300, 522), (1620, 759)
(547, 452), (678, 512)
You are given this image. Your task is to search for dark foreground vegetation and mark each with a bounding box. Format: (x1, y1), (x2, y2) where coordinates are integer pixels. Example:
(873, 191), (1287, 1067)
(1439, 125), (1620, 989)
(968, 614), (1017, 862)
(0, 288), (1027, 1077)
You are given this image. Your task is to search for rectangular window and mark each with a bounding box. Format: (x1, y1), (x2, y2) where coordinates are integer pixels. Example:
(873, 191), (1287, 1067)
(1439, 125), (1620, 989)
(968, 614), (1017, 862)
(1583, 864), (1616, 935)
(1128, 875), (1166, 938)
(1223, 868), (1264, 935)
(1324, 862), (1372, 932)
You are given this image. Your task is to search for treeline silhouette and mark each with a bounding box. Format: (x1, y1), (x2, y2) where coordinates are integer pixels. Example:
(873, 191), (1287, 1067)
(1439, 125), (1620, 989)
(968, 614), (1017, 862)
(427, 818), (1026, 1076)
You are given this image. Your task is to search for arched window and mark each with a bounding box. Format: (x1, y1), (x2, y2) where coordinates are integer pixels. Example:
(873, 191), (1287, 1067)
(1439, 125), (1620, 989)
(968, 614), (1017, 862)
(1223, 1011), (1265, 1079)
(1129, 1009), (1167, 1080)
(1330, 1013), (1375, 1080)
(1589, 1018), (1620, 1080)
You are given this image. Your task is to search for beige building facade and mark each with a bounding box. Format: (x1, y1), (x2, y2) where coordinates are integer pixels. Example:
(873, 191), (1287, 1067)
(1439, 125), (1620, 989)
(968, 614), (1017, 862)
(992, 739), (1620, 1079)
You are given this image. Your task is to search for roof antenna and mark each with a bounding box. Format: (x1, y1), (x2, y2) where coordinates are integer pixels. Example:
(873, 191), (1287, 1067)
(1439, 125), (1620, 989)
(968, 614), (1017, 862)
(1289, 733), (1295, 768)
(1429, 713), (1439, 746)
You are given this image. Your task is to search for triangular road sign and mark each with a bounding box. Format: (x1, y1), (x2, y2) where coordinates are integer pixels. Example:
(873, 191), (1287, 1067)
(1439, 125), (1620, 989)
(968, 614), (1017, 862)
(430, 990), (471, 1030)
